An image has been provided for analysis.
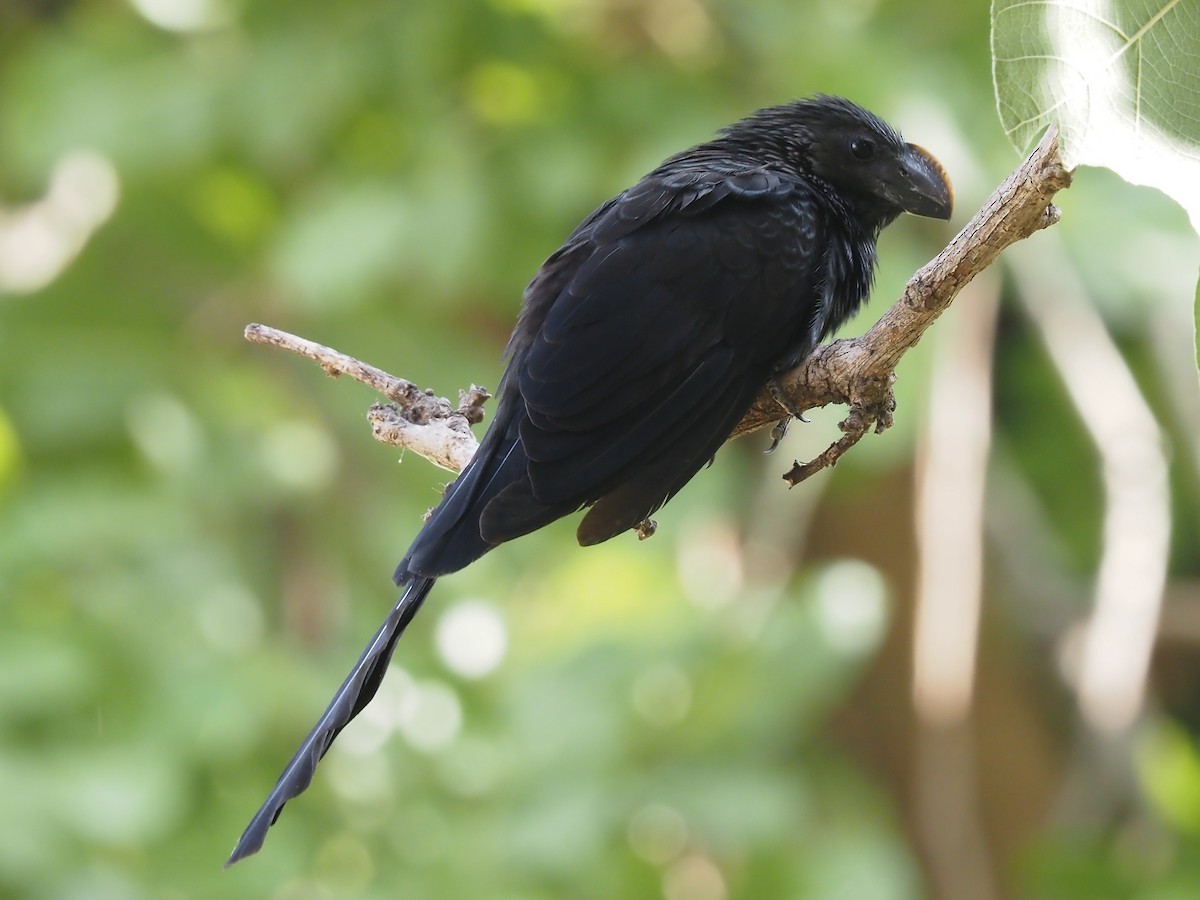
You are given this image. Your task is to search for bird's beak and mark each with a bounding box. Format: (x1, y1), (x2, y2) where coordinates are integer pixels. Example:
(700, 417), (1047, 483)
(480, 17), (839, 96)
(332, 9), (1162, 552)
(886, 143), (953, 220)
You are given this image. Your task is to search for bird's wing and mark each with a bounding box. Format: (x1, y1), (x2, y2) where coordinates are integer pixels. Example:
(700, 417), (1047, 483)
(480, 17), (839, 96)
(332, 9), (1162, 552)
(480, 168), (826, 545)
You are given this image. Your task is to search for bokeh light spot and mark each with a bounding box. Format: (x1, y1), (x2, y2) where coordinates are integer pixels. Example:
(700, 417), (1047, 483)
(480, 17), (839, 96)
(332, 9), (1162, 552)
(196, 583), (263, 654)
(813, 559), (889, 656)
(126, 393), (204, 473)
(435, 600), (508, 679)
(663, 853), (727, 900)
(631, 663), (692, 727)
(467, 62), (545, 126)
(190, 167), (277, 245)
(259, 420), (339, 491)
(314, 833), (375, 895)
(0, 150), (119, 294)
(627, 802), (689, 864)
(399, 679), (462, 752)
(338, 666), (415, 758)
(127, 0), (232, 32)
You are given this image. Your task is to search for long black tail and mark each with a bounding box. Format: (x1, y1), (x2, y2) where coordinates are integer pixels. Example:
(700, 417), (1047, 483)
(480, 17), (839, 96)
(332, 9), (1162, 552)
(225, 576), (436, 866)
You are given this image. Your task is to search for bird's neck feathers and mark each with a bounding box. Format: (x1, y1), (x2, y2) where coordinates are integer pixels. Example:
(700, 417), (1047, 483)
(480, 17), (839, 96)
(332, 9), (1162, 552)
(795, 177), (884, 335)
(806, 172), (901, 237)
(822, 218), (881, 338)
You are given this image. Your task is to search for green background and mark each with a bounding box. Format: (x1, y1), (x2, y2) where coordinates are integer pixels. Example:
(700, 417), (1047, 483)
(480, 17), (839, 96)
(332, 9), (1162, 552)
(1, 0), (1198, 897)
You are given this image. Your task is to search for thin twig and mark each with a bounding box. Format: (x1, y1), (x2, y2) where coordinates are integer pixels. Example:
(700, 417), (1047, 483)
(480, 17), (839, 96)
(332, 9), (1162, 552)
(244, 323), (489, 473)
(782, 407), (874, 486)
(245, 323), (419, 405)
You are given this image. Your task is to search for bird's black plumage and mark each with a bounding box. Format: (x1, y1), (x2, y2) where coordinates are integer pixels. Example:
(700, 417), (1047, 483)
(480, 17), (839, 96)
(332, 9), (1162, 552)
(227, 94), (952, 865)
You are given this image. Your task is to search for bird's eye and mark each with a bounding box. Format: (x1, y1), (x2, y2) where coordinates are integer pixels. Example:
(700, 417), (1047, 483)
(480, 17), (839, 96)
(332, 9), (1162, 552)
(850, 138), (876, 161)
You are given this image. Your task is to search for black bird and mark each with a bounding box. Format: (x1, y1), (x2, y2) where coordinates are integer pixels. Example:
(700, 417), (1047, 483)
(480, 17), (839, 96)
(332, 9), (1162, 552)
(227, 94), (952, 865)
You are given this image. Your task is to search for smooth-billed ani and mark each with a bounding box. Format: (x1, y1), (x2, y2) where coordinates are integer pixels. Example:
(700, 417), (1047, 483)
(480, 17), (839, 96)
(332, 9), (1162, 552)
(228, 94), (952, 864)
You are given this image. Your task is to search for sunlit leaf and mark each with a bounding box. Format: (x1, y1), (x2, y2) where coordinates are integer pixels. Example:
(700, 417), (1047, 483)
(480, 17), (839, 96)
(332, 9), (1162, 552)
(1135, 720), (1200, 833)
(993, 0), (1200, 231)
(0, 407), (20, 491)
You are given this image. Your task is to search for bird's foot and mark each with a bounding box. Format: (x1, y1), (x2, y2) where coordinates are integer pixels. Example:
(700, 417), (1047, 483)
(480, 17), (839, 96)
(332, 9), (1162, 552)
(768, 377), (810, 423)
(765, 377), (809, 454)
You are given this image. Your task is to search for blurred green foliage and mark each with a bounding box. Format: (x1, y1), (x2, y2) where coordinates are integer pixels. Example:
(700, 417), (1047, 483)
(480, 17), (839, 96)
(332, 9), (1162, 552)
(1, 1), (1198, 898)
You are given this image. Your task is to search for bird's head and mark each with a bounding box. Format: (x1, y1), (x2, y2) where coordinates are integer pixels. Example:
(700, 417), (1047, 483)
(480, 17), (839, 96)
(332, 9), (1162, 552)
(730, 95), (954, 228)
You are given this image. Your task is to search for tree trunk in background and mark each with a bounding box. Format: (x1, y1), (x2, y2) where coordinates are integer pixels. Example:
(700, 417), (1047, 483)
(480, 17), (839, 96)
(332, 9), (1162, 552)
(813, 468), (1065, 899)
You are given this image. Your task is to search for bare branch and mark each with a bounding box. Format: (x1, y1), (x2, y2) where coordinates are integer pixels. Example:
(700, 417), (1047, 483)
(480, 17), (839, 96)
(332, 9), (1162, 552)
(243, 126), (1071, 481)
(245, 323), (422, 405)
(244, 322), (488, 473)
(781, 406), (876, 487)
(366, 402), (481, 473)
(729, 125), (1072, 453)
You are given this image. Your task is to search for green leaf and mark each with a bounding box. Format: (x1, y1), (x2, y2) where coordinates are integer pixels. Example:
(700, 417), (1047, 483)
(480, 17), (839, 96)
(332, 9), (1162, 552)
(1194, 269), (1200, 376)
(992, 0), (1200, 232)
(1135, 720), (1200, 833)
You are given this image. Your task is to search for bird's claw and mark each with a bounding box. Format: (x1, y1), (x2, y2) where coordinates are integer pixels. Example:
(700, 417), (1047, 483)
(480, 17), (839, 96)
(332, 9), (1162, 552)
(768, 377), (810, 423)
(765, 418), (790, 454)
(764, 378), (809, 453)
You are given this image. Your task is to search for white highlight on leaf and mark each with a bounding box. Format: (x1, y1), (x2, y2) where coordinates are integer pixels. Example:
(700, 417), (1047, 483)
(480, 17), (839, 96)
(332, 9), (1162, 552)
(993, 0), (1200, 231)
